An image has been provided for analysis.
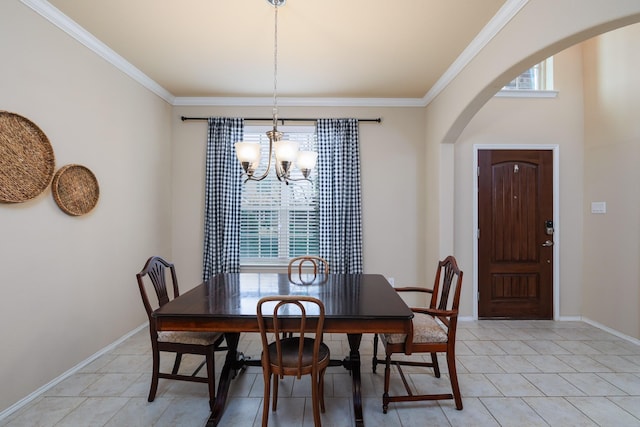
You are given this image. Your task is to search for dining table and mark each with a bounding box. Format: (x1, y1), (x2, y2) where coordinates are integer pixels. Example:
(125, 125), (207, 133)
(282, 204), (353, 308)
(152, 272), (414, 427)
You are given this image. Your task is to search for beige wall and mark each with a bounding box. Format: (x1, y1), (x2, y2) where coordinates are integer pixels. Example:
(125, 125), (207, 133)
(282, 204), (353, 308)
(0, 1), (172, 412)
(170, 106), (427, 289)
(582, 24), (640, 338)
(3, 0), (640, 417)
(455, 45), (585, 318)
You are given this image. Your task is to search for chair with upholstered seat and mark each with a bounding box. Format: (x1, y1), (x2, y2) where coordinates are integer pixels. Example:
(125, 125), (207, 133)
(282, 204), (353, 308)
(257, 295), (330, 427)
(136, 256), (226, 408)
(372, 255), (464, 413)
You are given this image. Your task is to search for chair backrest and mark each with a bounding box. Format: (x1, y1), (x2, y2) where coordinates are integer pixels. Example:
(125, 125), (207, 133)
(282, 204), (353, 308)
(429, 255), (463, 326)
(136, 256), (180, 319)
(256, 296), (326, 378)
(288, 256), (329, 280)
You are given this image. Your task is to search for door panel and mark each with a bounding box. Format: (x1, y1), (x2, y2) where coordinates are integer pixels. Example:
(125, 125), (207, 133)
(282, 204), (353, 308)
(478, 150), (553, 319)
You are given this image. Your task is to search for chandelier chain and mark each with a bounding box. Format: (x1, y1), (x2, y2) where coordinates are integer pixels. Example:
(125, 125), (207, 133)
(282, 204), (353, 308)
(272, 2), (279, 129)
(234, 0), (317, 185)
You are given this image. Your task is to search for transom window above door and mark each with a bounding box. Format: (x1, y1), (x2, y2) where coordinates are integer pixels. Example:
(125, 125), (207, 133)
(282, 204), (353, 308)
(497, 57), (557, 98)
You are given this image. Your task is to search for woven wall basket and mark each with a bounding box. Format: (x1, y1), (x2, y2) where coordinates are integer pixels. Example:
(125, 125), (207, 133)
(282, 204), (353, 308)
(0, 111), (56, 203)
(52, 164), (99, 216)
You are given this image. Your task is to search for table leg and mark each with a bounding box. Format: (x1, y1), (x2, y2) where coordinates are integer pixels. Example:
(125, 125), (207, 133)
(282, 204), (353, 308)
(346, 333), (364, 427)
(206, 332), (242, 427)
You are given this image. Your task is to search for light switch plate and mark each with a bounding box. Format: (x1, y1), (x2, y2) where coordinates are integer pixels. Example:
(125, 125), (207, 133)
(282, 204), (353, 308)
(591, 201), (606, 214)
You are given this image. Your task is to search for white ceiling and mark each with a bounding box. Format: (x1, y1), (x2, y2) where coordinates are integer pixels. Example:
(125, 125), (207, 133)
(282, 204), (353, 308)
(42, 0), (508, 102)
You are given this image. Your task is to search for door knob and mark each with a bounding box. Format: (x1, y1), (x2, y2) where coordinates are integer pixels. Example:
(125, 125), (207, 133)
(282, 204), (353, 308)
(541, 240), (554, 247)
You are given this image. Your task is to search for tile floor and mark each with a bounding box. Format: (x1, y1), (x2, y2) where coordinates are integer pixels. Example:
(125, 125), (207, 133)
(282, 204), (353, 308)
(2, 320), (640, 426)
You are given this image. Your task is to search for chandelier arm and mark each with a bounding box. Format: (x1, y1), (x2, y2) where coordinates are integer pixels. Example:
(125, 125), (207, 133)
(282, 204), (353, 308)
(282, 176), (312, 183)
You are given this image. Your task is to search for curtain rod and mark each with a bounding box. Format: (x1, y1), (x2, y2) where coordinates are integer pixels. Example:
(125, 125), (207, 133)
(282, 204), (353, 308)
(181, 116), (381, 123)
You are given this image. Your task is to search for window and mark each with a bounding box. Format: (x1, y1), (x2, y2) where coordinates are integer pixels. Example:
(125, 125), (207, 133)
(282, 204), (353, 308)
(498, 57), (556, 97)
(239, 125), (319, 267)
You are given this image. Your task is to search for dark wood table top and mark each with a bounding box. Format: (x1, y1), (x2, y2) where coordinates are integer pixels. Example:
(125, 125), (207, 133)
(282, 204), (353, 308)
(153, 273), (413, 334)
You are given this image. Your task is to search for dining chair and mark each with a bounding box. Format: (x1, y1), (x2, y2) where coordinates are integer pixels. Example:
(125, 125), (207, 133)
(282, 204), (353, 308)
(288, 255), (329, 280)
(257, 295), (331, 427)
(372, 255), (464, 412)
(136, 256), (226, 407)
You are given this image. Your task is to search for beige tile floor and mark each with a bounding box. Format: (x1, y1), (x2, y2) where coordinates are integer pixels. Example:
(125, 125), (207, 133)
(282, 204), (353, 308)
(2, 320), (640, 426)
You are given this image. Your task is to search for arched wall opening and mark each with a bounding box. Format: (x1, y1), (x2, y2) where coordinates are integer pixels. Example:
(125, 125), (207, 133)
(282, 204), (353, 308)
(424, 0), (640, 338)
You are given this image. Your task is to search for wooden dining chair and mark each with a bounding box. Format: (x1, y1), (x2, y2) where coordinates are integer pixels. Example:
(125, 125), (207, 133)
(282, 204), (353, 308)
(288, 255), (329, 279)
(136, 256), (226, 407)
(285, 255), (329, 336)
(257, 296), (331, 427)
(372, 255), (464, 413)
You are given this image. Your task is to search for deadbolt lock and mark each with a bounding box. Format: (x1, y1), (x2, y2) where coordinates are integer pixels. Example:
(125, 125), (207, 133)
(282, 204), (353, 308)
(545, 220), (554, 235)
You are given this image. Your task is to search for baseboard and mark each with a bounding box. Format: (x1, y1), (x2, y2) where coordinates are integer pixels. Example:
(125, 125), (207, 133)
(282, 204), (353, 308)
(556, 315), (582, 322)
(462, 316), (584, 322)
(0, 323), (147, 421)
(581, 317), (640, 346)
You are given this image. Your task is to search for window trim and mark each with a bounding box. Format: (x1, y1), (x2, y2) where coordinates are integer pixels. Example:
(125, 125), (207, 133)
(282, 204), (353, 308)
(497, 57), (557, 98)
(495, 89), (559, 98)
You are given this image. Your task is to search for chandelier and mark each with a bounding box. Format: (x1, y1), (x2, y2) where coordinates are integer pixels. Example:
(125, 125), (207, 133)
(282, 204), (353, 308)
(234, 0), (317, 185)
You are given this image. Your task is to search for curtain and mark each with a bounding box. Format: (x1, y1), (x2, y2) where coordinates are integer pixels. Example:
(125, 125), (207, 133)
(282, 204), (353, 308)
(317, 118), (363, 273)
(202, 117), (244, 281)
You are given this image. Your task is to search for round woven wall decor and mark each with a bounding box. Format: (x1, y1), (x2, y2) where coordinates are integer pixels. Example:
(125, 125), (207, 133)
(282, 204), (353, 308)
(52, 164), (99, 216)
(0, 111), (56, 203)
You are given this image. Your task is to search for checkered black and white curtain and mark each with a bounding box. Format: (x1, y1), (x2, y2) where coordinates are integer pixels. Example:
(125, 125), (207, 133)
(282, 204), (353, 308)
(317, 118), (363, 273)
(202, 117), (244, 281)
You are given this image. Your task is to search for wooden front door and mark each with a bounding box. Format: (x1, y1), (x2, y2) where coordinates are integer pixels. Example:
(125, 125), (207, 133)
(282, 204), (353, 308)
(478, 149), (554, 319)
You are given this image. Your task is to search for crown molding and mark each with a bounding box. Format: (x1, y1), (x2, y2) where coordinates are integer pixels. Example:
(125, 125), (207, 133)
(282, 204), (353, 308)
(23, 0), (528, 108)
(173, 96), (426, 108)
(20, 0), (176, 104)
(175, 0), (529, 108)
(422, 0), (530, 106)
